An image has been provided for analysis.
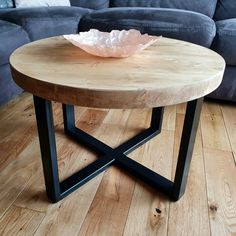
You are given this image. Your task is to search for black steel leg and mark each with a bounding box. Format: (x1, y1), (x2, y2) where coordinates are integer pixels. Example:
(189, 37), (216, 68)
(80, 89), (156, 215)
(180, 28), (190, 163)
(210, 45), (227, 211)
(34, 96), (202, 203)
(33, 96), (60, 202)
(172, 98), (203, 200)
(62, 104), (75, 133)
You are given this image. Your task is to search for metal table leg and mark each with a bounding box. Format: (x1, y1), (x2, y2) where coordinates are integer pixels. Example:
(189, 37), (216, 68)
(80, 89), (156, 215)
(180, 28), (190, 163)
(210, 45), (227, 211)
(33, 95), (203, 202)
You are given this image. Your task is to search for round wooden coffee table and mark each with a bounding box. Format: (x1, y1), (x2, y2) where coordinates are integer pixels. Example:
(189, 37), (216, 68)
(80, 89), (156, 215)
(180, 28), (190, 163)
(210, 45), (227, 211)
(10, 36), (225, 203)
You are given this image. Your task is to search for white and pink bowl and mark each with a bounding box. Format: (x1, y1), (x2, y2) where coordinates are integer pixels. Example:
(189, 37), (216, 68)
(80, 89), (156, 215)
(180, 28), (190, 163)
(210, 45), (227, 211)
(64, 29), (160, 58)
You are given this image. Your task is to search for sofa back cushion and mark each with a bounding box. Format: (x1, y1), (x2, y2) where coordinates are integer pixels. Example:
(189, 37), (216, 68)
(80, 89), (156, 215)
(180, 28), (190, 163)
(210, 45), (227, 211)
(110, 0), (217, 18)
(80, 8), (216, 48)
(214, 0), (236, 20)
(14, 0), (70, 8)
(0, 0), (14, 8)
(70, 0), (109, 9)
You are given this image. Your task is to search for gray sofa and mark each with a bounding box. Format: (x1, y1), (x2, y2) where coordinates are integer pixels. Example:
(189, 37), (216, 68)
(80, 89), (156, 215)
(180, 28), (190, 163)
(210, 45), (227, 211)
(0, 0), (235, 106)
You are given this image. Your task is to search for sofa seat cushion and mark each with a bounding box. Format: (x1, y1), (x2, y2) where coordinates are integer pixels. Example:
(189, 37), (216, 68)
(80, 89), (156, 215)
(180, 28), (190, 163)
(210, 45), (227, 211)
(212, 19), (236, 66)
(0, 20), (29, 66)
(80, 8), (216, 47)
(110, 0), (217, 18)
(207, 66), (236, 102)
(0, 7), (91, 41)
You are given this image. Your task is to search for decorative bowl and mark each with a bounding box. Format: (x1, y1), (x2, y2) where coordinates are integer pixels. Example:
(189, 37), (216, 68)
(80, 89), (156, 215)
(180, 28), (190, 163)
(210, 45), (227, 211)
(64, 29), (159, 58)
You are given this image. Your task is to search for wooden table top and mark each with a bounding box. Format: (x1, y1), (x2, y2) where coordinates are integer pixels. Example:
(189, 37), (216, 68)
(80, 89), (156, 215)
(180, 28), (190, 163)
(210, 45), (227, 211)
(10, 36), (225, 108)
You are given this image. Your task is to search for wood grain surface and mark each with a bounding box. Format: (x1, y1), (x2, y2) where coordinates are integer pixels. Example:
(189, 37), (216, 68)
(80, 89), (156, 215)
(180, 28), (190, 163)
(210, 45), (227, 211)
(10, 36), (225, 108)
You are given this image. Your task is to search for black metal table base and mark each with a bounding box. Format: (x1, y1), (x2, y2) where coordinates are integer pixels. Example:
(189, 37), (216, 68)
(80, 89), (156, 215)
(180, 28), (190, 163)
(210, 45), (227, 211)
(33, 96), (203, 203)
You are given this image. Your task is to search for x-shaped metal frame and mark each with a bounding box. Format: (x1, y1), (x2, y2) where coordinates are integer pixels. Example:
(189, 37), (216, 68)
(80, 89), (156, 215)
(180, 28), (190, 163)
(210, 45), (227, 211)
(33, 95), (203, 203)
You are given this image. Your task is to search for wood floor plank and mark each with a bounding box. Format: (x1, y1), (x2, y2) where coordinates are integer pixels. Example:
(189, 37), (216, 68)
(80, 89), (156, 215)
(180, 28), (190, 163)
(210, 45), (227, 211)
(59, 108), (109, 179)
(202, 102), (222, 116)
(103, 108), (130, 125)
(34, 175), (104, 236)
(123, 130), (174, 236)
(78, 164), (138, 236)
(221, 104), (236, 159)
(0, 92), (31, 121)
(204, 148), (236, 236)
(17, 109), (113, 235)
(168, 114), (211, 236)
(14, 108), (109, 213)
(176, 103), (186, 114)
(0, 95), (36, 171)
(0, 205), (44, 236)
(34, 111), (132, 236)
(162, 105), (176, 131)
(0, 205), (45, 236)
(97, 109), (131, 146)
(78, 109), (150, 236)
(201, 103), (231, 152)
(0, 138), (40, 219)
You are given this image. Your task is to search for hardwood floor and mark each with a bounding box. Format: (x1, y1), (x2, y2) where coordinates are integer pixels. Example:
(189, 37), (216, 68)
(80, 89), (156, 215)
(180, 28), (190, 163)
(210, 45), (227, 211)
(0, 92), (235, 236)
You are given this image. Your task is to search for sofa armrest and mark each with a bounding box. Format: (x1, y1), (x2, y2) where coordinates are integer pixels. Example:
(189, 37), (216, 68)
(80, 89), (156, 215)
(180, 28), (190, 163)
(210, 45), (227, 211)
(0, 20), (29, 66)
(0, 7), (91, 41)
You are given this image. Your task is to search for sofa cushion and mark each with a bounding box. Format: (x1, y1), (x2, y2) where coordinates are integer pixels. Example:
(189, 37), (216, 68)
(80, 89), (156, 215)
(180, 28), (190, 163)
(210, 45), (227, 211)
(15, 0), (71, 8)
(80, 8), (216, 48)
(0, 7), (91, 41)
(212, 19), (236, 66)
(70, 0), (109, 9)
(0, 64), (23, 106)
(214, 0), (236, 21)
(0, 0), (14, 9)
(110, 0), (217, 18)
(0, 20), (29, 66)
(207, 66), (236, 102)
